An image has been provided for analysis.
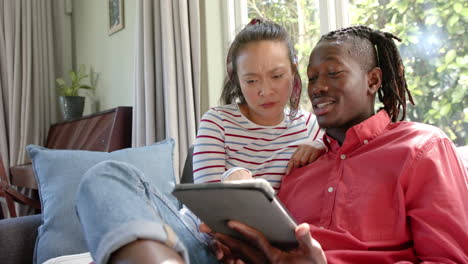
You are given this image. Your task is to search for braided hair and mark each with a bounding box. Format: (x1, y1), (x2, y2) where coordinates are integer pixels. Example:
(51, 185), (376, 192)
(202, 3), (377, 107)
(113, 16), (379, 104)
(319, 25), (414, 122)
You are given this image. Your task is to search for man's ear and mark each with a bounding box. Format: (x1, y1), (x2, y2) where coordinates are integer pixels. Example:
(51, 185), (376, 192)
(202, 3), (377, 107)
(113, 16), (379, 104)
(367, 67), (382, 95)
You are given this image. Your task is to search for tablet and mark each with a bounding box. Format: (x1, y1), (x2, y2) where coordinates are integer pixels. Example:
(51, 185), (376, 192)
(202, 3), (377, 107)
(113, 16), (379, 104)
(172, 179), (298, 247)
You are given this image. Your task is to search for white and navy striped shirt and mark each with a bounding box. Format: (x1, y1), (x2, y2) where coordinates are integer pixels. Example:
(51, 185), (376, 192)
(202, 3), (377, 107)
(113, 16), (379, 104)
(192, 103), (322, 191)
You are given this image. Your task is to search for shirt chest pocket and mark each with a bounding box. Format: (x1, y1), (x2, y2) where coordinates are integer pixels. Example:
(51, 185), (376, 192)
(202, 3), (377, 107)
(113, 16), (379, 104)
(339, 177), (406, 242)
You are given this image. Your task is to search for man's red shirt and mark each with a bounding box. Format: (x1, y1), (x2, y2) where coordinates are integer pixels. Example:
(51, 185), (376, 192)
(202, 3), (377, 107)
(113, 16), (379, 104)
(278, 110), (468, 263)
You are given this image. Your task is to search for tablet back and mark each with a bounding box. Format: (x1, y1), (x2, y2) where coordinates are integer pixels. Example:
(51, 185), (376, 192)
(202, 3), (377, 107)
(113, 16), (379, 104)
(173, 180), (298, 246)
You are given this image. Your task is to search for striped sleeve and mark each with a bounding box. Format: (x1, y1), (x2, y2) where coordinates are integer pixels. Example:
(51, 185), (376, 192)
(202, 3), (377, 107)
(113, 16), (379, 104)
(305, 112), (324, 141)
(192, 108), (227, 183)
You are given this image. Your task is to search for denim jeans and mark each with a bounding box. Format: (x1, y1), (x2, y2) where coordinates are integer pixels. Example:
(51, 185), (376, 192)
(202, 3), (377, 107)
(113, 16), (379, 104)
(75, 160), (220, 264)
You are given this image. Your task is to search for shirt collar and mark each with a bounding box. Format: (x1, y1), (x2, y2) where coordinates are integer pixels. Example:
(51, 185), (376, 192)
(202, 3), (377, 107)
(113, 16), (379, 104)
(323, 110), (392, 153)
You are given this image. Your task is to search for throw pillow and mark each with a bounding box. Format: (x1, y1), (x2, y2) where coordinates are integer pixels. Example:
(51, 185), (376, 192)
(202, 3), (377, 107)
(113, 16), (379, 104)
(27, 139), (177, 264)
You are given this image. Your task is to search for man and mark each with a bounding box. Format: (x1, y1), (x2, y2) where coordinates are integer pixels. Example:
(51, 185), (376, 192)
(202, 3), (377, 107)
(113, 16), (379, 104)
(212, 25), (468, 264)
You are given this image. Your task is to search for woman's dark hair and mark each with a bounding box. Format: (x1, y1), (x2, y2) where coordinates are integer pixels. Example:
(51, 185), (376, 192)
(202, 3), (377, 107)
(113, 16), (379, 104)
(319, 25), (414, 122)
(221, 18), (301, 116)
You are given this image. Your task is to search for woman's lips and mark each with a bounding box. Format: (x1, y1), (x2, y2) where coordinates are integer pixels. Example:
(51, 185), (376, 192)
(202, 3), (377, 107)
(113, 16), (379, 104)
(261, 102), (276, 108)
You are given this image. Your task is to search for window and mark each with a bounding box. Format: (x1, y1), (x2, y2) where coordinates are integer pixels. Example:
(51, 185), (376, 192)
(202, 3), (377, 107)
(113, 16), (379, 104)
(239, 0), (467, 145)
(349, 0), (467, 145)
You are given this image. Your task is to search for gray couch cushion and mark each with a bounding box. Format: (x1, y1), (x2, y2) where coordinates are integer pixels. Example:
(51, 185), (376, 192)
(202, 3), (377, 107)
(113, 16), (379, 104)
(0, 214), (40, 264)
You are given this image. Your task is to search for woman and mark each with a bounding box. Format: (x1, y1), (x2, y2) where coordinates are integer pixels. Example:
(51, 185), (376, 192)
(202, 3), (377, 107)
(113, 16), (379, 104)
(183, 18), (324, 244)
(193, 18), (324, 189)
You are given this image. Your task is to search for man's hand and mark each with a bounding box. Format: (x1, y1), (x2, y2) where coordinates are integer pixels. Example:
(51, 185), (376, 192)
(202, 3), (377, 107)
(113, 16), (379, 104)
(286, 140), (326, 175)
(213, 221), (327, 264)
(200, 223), (239, 263)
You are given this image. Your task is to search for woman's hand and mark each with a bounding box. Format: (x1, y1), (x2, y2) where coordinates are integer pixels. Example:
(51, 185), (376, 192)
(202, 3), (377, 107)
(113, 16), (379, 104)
(286, 140), (326, 175)
(223, 168), (253, 181)
(213, 221), (327, 264)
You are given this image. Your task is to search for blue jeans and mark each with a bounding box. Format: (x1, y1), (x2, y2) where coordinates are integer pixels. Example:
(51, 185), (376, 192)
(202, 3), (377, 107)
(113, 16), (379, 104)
(75, 160), (220, 264)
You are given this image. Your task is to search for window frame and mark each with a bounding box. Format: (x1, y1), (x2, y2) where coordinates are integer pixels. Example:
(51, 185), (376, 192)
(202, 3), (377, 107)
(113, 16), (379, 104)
(229, 0), (351, 36)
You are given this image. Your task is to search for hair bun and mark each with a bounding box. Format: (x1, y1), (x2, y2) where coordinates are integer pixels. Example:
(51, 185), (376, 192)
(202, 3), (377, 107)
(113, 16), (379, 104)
(249, 18), (263, 25)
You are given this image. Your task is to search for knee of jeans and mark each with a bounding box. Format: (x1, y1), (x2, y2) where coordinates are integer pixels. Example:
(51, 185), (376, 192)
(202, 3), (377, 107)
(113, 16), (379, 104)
(77, 160), (144, 198)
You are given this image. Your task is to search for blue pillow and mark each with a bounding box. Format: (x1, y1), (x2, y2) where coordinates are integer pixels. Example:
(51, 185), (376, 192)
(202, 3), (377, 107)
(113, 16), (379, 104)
(27, 139), (177, 264)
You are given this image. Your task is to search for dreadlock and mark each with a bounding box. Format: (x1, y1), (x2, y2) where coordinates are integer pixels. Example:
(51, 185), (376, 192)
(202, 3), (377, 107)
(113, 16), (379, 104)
(319, 25), (414, 122)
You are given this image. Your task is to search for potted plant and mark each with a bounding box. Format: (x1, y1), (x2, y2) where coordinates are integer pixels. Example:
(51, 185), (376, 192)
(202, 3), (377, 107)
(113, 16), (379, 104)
(56, 64), (94, 120)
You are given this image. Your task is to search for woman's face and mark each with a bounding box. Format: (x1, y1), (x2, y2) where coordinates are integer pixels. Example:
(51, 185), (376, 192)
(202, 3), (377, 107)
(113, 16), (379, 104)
(236, 40), (294, 126)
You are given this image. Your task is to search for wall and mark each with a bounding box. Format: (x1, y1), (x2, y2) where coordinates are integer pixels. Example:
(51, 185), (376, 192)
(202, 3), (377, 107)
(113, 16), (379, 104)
(70, 0), (227, 117)
(72, 0), (135, 114)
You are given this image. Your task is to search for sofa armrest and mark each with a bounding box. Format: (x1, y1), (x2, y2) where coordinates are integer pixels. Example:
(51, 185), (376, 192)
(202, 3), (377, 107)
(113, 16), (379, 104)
(0, 214), (41, 264)
(180, 145), (194, 184)
(457, 146), (468, 164)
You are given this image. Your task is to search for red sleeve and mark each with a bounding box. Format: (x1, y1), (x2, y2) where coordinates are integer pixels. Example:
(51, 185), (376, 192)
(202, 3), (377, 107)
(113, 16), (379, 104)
(402, 138), (468, 263)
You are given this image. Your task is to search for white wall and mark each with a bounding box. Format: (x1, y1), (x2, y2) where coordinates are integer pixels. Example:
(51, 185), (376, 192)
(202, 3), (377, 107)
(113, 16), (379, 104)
(72, 0), (135, 113)
(68, 0), (227, 116)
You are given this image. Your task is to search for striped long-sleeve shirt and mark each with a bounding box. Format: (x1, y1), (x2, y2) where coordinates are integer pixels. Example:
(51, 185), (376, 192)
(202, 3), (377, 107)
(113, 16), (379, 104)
(180, 103), (322, 244)
(192, 103), (322, 191)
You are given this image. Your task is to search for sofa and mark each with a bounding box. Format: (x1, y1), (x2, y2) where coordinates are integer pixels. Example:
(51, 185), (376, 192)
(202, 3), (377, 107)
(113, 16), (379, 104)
(0, 141), (194, 264)
(1, 145), (467, 264)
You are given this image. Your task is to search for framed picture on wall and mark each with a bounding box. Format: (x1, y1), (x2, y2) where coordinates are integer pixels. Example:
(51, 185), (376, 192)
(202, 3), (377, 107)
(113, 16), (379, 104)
(108, 0), (124, 35)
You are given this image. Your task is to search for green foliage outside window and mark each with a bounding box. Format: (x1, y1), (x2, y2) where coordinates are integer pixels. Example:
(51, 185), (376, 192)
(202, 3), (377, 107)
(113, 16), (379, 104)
(349, 0), (467, 145)
(248, 0), (468, 145)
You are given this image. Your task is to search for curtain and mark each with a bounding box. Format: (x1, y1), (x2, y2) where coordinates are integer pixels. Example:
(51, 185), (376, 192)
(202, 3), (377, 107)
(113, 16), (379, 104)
(133, 0), (200, 181)
(0, 0), (57, 217)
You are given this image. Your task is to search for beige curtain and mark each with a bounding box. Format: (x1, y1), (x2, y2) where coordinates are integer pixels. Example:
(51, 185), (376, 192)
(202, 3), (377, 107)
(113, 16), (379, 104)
(0, 0), (57, 217)
(133, 0), (200, 180)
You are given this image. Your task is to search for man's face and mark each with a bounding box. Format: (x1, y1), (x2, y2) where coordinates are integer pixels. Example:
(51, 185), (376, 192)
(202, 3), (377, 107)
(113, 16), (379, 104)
(307, 40), (376, 130)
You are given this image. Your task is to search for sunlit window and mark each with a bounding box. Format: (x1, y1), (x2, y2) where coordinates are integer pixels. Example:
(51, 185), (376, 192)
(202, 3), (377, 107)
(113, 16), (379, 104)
(349, 0), (467, 146)
(246, 0), (467, 145)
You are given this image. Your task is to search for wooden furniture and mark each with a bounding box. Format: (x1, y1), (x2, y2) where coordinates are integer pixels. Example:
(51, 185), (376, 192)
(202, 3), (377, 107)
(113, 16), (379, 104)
(1, 155), (34, 218)
(2, 106), (132, 217)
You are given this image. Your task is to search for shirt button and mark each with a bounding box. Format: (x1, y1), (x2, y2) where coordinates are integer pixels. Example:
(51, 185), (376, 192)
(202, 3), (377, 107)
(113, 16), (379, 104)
(363, 139), (369, 144)
(328, 187), (334, 193)
(340, 154), (346, 160)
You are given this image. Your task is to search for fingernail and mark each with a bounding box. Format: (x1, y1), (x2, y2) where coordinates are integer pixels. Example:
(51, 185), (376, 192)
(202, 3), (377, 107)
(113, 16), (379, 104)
(228, 220), (240, 229)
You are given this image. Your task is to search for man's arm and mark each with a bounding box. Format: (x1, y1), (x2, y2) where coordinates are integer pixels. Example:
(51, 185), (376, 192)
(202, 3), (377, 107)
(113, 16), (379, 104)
(403, 138), (468, 263)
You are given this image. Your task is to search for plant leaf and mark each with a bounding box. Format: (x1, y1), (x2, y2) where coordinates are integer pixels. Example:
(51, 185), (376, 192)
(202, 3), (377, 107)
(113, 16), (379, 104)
(80, 85), (93, 90)
(56, 78), (66, 86)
